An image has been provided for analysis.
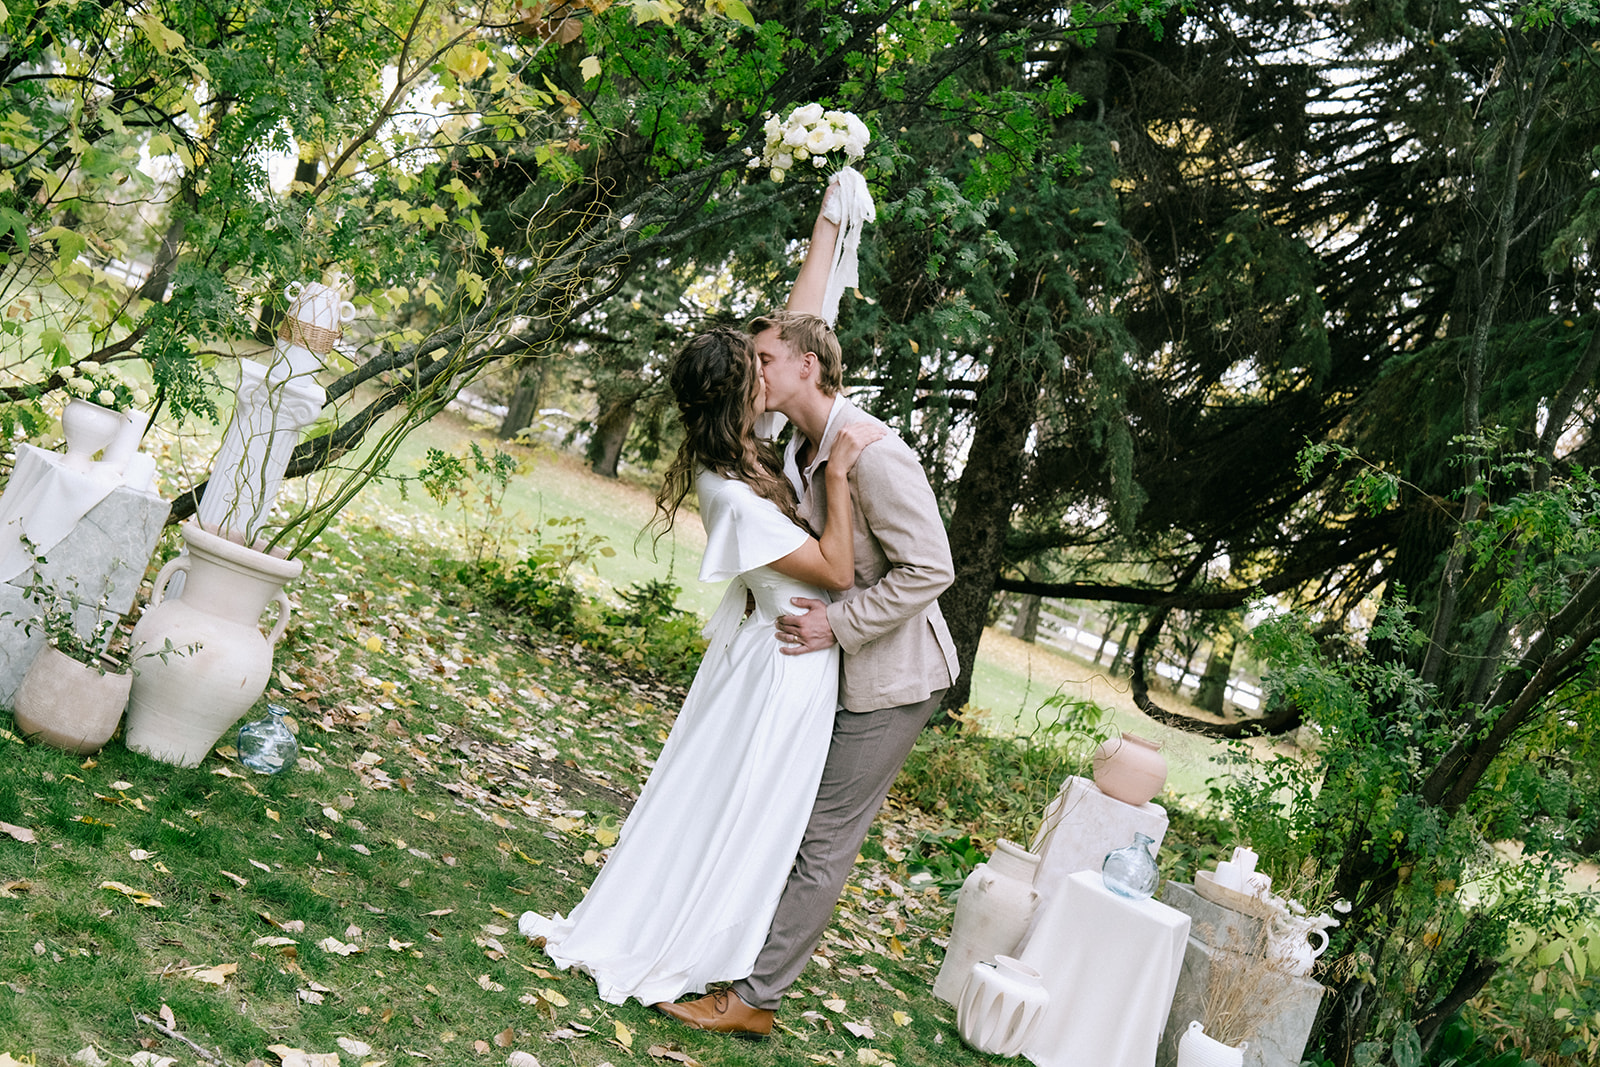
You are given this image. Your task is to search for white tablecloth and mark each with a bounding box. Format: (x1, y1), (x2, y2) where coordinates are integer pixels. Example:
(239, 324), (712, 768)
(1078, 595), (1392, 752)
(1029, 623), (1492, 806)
(0, 445), (120, 581)
(1019, 870), (1190, 1067)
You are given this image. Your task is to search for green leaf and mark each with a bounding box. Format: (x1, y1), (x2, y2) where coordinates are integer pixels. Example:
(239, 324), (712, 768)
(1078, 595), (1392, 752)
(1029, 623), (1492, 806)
(39, 226), (87, 271)
(37, 328), (69, 363)
(710, 0), (756, 27)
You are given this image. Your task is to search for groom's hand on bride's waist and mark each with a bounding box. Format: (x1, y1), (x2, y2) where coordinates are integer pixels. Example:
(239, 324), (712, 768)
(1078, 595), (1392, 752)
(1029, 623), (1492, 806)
(776, 597), (836, 654)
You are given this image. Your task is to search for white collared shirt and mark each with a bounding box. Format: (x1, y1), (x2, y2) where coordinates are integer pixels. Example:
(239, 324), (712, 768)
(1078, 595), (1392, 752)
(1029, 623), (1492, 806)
(782, 397), (843, 505)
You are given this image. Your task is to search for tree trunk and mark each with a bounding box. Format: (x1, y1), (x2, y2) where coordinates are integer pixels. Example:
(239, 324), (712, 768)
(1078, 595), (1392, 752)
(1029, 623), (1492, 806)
(1109, 618), (1137, 674)
(1009, 564), (1046, 642)
(1194, 624), (1238, 714)
(938, 360), (1042, 714)
(499, 361), (547, 440)
(1010, 594), (1041, 641)
(588, 396), (636, 478)
(1095, 614), (1120, 664)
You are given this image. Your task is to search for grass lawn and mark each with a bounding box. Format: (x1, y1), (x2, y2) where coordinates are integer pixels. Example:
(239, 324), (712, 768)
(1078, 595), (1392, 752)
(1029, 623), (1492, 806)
(0, 519), (982, 1066)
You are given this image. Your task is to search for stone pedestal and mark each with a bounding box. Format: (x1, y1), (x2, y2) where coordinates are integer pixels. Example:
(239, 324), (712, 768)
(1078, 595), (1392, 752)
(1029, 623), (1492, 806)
(0, 486), (169, 706)
(1029, 775), (1168, 901)
(1156, 882), (1324, 1067)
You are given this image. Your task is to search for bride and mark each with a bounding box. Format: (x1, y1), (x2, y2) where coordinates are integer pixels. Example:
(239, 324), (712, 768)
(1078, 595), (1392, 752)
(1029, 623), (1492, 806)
(517, 320), (883, 1007)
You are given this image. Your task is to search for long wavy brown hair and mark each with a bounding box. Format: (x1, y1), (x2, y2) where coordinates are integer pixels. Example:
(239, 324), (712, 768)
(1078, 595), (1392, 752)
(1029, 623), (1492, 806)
(651, 327), (804, 540)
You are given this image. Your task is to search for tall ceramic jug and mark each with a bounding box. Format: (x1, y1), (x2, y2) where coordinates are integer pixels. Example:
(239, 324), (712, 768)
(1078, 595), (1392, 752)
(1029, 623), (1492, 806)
(123, 523), (302, 767)
(933, 839), (1041, 1003)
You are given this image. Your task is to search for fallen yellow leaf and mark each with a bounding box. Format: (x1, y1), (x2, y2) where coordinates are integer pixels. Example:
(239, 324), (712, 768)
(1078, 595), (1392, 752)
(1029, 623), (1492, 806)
(99, 881), (162, 907)
(892, 1011), (911, 1026)
(191, 962), (237, 985)
(614, 1020), (633, 1049)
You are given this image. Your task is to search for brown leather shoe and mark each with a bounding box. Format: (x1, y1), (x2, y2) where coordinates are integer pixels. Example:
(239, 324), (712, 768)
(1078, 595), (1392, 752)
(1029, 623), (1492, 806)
(655, 989), (775, 1039)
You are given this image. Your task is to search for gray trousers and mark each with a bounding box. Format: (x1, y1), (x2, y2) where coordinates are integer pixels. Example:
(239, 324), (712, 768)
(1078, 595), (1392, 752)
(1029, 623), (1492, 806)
(732, 690), (945, 1010)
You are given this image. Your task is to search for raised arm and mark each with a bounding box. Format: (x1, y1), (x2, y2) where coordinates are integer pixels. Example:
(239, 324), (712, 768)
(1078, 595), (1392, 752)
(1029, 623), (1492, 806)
(786, 183), (841, 317)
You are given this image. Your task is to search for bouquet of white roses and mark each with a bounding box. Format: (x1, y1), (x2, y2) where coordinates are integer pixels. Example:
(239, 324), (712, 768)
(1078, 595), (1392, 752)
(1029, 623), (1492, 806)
(748, 103), (870, 183)
(60, 362), (149, 412)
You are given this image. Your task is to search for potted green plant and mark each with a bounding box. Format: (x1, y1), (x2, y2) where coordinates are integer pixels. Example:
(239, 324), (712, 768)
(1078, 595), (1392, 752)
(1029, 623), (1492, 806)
(6, 572), (134, 754)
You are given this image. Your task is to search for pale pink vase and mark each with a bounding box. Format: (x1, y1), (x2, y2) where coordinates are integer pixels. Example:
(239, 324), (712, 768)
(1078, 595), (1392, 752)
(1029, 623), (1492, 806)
(1092, 732), (1168, 806)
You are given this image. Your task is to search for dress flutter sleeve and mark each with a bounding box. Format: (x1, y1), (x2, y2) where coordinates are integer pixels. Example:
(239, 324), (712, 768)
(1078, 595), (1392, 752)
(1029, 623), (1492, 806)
(696, 469), (809, 582)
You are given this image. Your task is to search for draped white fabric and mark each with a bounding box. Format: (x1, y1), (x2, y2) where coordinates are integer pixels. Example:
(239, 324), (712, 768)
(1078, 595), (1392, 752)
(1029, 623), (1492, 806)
(1019, 871), (1190, 1067)
(820, 166), (877, 327)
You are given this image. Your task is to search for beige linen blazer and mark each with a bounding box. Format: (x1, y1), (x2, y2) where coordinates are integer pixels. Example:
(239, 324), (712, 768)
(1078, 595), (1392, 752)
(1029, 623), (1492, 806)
(794, 399), (960, 712)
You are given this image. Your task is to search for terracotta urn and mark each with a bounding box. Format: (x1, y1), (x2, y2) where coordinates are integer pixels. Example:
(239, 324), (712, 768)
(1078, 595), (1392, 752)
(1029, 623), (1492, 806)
(123, 523), (302, 767)
(12, 645), (131, 755)
(933, 839), (1042, 1003)
(956, 955), (1049, 1057)
(1092, 731), (1168, 806)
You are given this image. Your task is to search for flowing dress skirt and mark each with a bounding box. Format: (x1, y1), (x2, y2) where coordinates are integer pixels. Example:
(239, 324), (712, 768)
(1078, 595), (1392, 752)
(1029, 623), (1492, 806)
(520, 566), (838, 1006)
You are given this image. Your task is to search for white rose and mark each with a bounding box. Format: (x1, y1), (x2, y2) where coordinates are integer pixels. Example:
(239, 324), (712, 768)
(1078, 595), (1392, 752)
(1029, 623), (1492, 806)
(58, 364), (76, 380)
(96, 389), (116, 406)
(770, 167), (785, 183)
(791, 102), (825, 125)
(782, 123), (809, 148)
(812, 154), (828, 168)
(794, 147), (809, 161)
(763, 115), (782, 139)
(133, 388), (150, 405)
(805, 126), (837, 154)
(748, 157), (763, 169)
(773, 152), (793, 170)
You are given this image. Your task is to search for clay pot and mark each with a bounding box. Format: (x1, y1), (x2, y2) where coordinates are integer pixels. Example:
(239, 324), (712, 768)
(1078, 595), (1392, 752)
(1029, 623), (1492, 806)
(123, 523), (301, 767)
(956, 955), (1049, 1057)
(61, 398), (123, 470)
(12, 645), (131, 755)
(1176, 1020), (1246, 1067)
(933, 839), (1041, 1003)
(1092, 732), (1168, 806)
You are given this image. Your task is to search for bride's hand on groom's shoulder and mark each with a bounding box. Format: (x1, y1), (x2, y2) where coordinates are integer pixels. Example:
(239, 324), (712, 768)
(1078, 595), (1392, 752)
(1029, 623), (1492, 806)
(829, 423), (888, 474)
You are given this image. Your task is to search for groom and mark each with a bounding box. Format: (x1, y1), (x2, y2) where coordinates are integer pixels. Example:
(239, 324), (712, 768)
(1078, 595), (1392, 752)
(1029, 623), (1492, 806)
(659, 195), (960, 1037)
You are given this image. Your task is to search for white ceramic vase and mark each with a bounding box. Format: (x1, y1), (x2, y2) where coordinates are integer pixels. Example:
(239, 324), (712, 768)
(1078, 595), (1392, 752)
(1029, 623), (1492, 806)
(1177, 1020), (1246, 1067)
(61, 398), (124, 470)
(933, 839), (1041, 1003)
(13, 645), (131, 755)
(100, 408), (150, 472)
(956, 955), (1049, 1057)
(123, 523), (302, 767)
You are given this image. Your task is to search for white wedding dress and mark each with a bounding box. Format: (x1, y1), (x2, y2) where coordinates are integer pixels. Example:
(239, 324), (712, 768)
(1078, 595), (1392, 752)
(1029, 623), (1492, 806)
(519, 469), (839, 1005)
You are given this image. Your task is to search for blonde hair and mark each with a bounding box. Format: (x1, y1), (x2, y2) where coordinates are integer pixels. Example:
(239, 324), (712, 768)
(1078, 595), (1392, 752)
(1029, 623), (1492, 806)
(749, 311), (842, 395)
